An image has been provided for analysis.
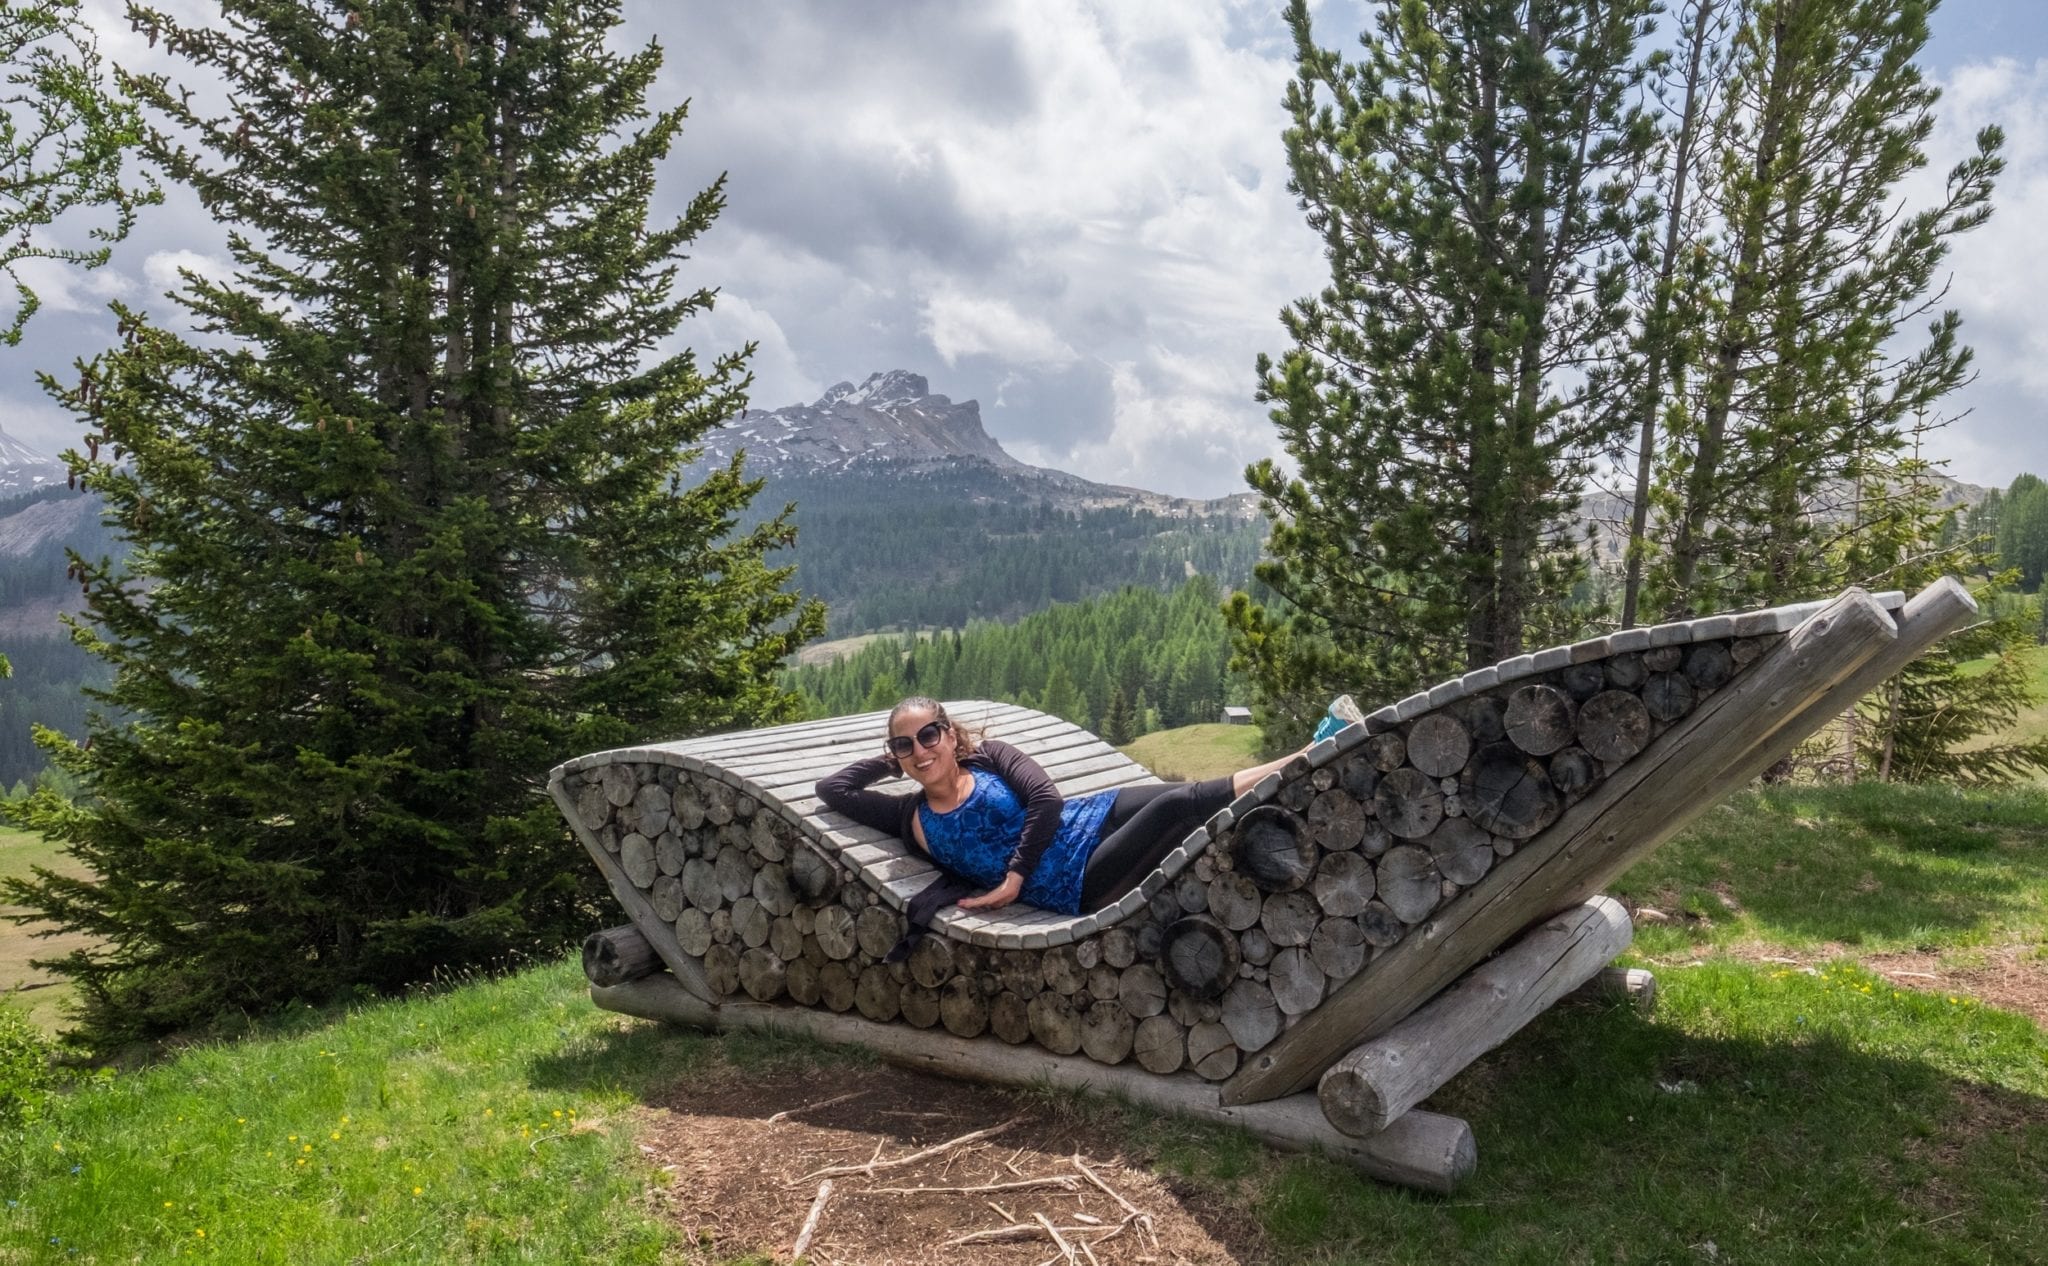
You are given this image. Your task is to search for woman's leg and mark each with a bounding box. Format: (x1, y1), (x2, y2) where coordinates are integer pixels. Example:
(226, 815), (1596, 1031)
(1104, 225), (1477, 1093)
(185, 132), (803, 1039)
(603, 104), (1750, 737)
(1079, 745), (1315, 912)
(1229, 750), (1300, 797)
(1079, 777), (1234, 912)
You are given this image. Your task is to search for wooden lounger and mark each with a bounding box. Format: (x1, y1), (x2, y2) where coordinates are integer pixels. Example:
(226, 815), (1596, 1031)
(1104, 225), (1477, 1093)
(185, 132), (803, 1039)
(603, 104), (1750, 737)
(551, 580), (1975, 1192)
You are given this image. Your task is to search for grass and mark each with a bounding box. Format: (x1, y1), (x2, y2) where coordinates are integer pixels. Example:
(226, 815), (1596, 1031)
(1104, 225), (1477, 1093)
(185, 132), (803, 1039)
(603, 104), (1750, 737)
(1122, 722), (1268, 780)
(0, 826), (91, 1033)
(1611, 781), (2048, 956)
(1, 958), (700, 1263)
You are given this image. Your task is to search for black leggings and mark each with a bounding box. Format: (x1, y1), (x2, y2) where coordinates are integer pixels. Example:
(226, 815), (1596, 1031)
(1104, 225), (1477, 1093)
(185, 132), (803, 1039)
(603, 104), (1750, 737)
(1078, 777), (1235, 913)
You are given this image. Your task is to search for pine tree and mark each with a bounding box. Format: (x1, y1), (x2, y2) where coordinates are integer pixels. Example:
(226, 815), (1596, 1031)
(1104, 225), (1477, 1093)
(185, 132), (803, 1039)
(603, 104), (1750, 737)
(1644, 0), (2001, 617)
(0, 0), (155, 343)
(1101, 684), (1136, 747)
(1039, 663), (1084, 728)
(3, 0), (822, 1046)
(1858, 603), (2048, 784)
(1229, 0), (1660, 745)
(1996, 474), (2048, 592)
(1619, 0), (1729, 627)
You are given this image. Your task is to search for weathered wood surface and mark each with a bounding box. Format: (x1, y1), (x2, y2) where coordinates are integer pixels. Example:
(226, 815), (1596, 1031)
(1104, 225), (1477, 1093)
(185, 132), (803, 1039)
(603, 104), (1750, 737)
(1567, 965), (1657, 1012)
(1318, 897), (1633, 1136)
(592, 971), (1478, 1194)
(1222, 588), (1907, 1104)
(582, 924), (661, 988)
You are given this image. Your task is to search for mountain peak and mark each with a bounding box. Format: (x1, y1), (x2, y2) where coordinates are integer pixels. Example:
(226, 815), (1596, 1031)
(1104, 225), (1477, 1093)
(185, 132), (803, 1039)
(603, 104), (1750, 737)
(701, 369), (1016, 474)
(0, 427), (67, 499)
(839, 369), (928, 408)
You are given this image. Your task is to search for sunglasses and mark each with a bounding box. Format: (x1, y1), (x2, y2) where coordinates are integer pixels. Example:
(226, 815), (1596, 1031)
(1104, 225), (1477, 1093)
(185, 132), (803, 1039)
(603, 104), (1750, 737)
(885, 720), (950, 757)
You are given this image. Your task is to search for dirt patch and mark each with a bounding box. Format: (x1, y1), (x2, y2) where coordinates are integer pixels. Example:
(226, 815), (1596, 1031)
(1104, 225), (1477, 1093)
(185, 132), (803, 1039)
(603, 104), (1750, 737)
(638, 1061), (1257, 1265)
(1861, 945), (2048, 1030)
(1705, 940), (2048, 1029)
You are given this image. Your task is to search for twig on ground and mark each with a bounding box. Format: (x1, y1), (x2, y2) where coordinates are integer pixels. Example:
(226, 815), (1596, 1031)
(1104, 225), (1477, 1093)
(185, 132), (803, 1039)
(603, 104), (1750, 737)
(790, 1179), (834, 1262)
(1070, 1154), (1154, 1247)
(767, 1090), (869, 1124)
(943, 1223), (1105, 1247)
(1035, 1212), (1078, 1265)
(988, 1200), (1017, 1223)
(871, 1175), (1080, 1196)
(801, 1117), (1022, 1181)
(1074, 1232), (1103, 1266)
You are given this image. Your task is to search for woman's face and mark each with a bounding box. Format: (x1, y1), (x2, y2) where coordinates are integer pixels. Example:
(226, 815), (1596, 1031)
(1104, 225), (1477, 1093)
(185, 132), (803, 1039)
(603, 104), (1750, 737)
(887, 704), (959, 790)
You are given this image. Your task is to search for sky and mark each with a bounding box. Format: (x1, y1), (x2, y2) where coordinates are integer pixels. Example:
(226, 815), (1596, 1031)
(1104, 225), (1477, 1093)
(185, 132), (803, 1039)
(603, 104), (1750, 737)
(1, 0), (2044, 501)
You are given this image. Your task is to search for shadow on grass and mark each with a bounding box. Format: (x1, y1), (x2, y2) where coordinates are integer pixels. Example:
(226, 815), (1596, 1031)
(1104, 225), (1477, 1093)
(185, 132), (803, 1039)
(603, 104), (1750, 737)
(1288, 994), (2048, 1264)
(520, 979), (2048, 1264)
(1616, 783), (2048, 948)
(524, 1009), (871, 1102)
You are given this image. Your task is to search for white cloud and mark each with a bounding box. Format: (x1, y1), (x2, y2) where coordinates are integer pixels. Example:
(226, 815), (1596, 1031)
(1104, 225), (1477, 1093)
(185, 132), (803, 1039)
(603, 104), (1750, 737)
(1908, 57), (2048, 489)
(675, 288), (822, 413)
(923, 290), (1077, 369)
(10, 2), (2042, 499)
(142, 249), (234, 297)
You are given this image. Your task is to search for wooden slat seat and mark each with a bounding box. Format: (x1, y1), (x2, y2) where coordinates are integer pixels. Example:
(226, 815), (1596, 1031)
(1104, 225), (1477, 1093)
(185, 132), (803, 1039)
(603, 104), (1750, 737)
(557, 701), (1184, 949)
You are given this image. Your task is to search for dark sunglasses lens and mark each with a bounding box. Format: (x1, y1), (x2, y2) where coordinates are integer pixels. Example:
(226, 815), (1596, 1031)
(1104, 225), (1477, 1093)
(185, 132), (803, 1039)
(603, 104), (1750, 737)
(886, 721), (947, 757)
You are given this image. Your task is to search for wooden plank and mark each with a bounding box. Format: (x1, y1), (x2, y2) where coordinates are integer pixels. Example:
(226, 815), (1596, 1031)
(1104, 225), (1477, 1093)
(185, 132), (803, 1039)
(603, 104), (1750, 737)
(651, 702), (1030, 762)
(1318, 897), (1632, 1136)
(591, 972), (1479, 1194)
(1223, 587), (1902, 1104)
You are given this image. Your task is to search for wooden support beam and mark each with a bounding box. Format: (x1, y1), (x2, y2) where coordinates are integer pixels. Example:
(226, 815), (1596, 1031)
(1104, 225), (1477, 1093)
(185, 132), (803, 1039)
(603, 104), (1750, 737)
(1567, 966), (1657, 1012)
(591, 972), (1478, 1195)
(1319, 897), (1633, 1137)
(1224, 588), (1902, 1105)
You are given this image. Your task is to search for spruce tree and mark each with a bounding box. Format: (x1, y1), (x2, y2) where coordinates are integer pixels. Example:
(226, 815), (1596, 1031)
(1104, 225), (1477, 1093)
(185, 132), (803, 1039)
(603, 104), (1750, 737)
(1228, 0), (1659, 744)
(4, 0), (822, 1046)
(1858, 602), (2048, 784)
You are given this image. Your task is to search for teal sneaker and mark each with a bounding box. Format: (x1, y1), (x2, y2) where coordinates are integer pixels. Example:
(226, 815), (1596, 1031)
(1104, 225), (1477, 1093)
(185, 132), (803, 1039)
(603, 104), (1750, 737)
(1311, 694), (1363, 743)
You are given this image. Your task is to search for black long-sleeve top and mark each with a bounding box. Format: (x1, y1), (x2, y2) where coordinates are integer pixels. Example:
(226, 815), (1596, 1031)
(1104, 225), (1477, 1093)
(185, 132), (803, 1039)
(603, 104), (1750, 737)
(813, 738), (1065, 879)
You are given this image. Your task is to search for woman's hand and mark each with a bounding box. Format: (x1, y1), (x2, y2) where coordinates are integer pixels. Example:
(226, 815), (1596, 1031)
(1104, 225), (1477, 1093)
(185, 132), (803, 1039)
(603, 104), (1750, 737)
(956, 871), (1024, 912)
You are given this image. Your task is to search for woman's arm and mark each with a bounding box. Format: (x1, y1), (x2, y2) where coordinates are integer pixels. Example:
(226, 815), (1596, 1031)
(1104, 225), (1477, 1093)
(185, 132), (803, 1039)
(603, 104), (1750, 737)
(814, 755), (919, 844)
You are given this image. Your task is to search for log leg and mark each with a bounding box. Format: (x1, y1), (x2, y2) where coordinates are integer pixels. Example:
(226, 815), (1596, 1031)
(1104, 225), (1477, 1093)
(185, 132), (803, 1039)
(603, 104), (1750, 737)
(583, 924), (661, 987)
(1567, 966), (1657, 1012)
(591, 973), (1478, 1195)
(1318, 896), (1633, 1137)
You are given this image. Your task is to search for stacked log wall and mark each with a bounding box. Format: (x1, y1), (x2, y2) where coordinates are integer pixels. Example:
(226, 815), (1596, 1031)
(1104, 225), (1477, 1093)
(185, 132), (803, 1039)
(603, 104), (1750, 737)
(553, 630), (1781, 1083)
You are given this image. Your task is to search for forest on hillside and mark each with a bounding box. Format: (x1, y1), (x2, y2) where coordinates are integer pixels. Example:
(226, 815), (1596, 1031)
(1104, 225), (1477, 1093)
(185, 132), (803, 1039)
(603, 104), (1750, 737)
(0, 487), (113, 793)
(739, 467), (1266, 634)
(781, 576), (1241, 742)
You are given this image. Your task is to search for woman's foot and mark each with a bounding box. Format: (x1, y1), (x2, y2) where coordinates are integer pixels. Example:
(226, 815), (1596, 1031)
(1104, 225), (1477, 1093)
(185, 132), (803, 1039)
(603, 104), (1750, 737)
(1310, 694), (1363, 744)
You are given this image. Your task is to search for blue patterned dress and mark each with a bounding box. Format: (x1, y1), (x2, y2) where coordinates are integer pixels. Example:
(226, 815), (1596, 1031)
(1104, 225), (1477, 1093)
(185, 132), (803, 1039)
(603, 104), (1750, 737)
(918, 769), (1116, 914)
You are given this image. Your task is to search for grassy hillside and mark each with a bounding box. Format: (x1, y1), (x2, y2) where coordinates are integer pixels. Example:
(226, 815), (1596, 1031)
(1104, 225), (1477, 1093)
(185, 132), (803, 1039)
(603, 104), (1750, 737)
(0, 826), (91, 1032)
(1121, 722), (1266, 780)
(3, 781), (2043, 1262)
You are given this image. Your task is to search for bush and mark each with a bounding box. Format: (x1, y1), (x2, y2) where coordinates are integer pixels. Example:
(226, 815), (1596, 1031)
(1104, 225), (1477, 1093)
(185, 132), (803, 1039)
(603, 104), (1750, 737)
(0, 1002), (55, 1127)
